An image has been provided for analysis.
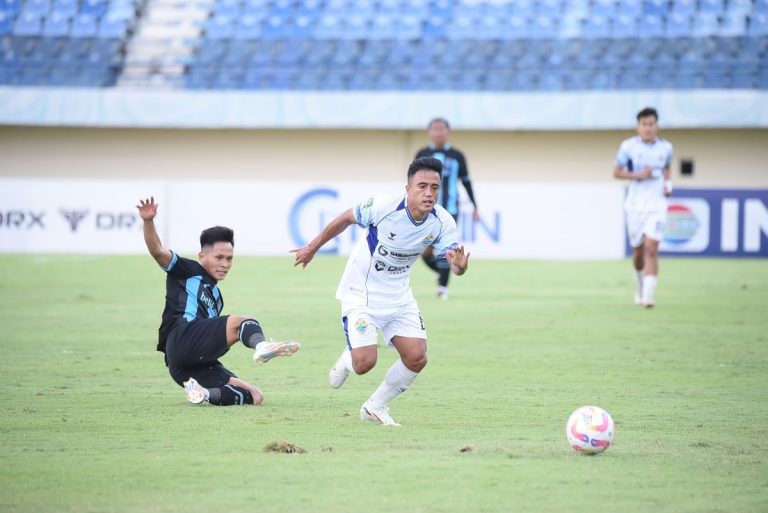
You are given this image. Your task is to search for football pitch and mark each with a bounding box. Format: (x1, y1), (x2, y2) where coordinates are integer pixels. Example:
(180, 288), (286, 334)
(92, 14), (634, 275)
(1, 254), (766, 513)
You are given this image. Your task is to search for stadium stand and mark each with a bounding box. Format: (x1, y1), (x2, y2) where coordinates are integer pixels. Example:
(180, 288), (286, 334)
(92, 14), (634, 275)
(0, 0), (767, 90)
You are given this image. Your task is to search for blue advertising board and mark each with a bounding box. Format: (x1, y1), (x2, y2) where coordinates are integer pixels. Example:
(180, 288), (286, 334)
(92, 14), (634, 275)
(626, 188), (768, 257)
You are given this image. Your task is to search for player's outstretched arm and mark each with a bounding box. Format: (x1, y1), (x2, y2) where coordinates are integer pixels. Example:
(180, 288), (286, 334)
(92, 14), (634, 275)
(291, 209), (357, 268)
(136, 196), (172, 269)
(446, 245), (470, 276)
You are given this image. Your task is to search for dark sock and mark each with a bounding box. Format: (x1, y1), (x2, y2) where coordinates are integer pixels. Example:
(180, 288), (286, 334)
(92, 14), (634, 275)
(208, 385), (254, 406)
(436, 258), (451, 287)
(238, 319), (265, 349)
(423, 254), (439, 272)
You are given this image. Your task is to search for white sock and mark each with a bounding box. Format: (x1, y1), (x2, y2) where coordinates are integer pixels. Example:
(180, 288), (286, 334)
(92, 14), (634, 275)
(642, 275), (657, 304)
(367, 359), (419, 408)
(341, 348), (357, 375)
(635, 271), (644, 296)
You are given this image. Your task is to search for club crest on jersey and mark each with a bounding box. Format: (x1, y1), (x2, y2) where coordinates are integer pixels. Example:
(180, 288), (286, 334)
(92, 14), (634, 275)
(361, 197), (373, 210)
(422, 234), (435, 247)
(355, 318), (368, 333)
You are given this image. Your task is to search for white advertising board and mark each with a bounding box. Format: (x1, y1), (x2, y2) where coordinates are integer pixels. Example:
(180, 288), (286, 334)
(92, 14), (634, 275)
(0, 178), (627, 260)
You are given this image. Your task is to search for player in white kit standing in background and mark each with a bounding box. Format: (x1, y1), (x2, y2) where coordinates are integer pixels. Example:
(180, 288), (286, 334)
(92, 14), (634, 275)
(291, 157), (470, 426)
(613, 107), (674, 308)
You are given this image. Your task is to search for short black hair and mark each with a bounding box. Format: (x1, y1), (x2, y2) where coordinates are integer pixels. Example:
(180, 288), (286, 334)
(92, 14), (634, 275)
(408, 156), (442, 180)
(637, 107), (658, 121)
(200, 226), (234, 248)
(428, 117), (450, 130)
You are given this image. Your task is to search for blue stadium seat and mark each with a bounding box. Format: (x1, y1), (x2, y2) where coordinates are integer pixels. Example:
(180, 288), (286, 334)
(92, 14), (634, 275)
(0, 0), (22, 16)
(671, 0), (696, 15)
(530, 16), (558, 40)
(665, 13), (690, 38)
(535, 0), (562, 17)
(446, 14), (476, 41)
(13, 12), (43, 36)
(612, 15), (638, 38)
(369, 13), (396, 39)
(698, 0), (724, 14)
(638, 14), (664, 38)
(0, 11), (12, 34)
(52, 0), (77, 16)
(43, 11), (70, 36)
(424, 15), (446, 38)
(719, 13), (746, 37)
(71, 13), (98, 37)
(81, 0), (106, 17)
(582, 15), (610, 39)
(206, 15), (234, 40)
(591, 0), (616, 18)
(692, 12), (720, 37)
(234, 15), (261, 39)
(270, 0), (294, 18)
(618, 0), (643, 18)
(727, 0), (753, 15)
(749, 13), (768, 36)
(212, 0), (239, 18)
(98, 16), (127, 38)
(558, 13), (584, 38)
(262, 14), (289, 39)
(24, 0), (49, 16)
(396, 14), (421, 40)
(503, 15), (530, 40)
(508, 0), (535, 18)
(314, 14), (342, 39)
(758, 0), (768, 12)
(643, 0), (668, 17)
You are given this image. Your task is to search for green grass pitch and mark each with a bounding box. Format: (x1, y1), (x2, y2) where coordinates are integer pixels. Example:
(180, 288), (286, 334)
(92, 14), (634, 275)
(1, 255), (766, 513)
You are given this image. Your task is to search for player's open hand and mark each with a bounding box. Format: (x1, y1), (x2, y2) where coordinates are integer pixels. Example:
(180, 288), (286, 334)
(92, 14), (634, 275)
(446, 245), (470, 275)
(136, 196), (159, 220)
(290, 246), (315, 268)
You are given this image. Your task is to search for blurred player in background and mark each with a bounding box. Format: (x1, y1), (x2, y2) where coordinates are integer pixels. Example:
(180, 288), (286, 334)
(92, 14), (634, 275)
(613, 107), (673, 308)
(291, 157), (470, 426)
(136, 196), (299, 406)
(415, 117), (479, 300)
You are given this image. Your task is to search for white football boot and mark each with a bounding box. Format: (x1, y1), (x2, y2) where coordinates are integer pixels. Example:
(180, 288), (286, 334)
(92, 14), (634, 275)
(360, 401), (401, 427)
(253, 340), (301, 364)
(183, 378), (208, 405)
(329, 350), (351, 389)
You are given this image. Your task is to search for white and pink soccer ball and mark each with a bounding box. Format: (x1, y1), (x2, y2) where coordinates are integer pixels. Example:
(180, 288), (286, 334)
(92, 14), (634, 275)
(566, 405), (615, 454)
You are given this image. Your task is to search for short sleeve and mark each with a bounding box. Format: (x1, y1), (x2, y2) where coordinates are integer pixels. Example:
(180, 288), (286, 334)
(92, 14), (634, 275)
(163, 250), (204, 278)
(615, 141), (630, 167)
(353, 196), (394, 228)
(432, 214), (460, 258)
(665, 143), (674, 167)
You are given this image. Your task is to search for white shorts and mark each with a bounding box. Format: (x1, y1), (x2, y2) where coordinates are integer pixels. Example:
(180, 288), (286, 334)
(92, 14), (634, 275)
(341, 300), (427, 349)
(626, 209), (666, 248)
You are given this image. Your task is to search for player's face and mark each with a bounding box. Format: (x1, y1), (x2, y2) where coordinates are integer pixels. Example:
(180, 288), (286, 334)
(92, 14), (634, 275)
(636, 115), (658, 143)
(199, 241), (234, 281)
(428, 121), (449, 148)
(406, 169), (441, 220)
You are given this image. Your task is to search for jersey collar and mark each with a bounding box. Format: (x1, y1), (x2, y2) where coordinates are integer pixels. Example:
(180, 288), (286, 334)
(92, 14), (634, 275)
(398, 197), (435, 226)
(428, 143), (451, 151)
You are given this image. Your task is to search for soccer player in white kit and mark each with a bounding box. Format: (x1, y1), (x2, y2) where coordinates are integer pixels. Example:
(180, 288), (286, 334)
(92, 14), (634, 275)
(613, 107), (674, 307)
(291, 157), (470, 426)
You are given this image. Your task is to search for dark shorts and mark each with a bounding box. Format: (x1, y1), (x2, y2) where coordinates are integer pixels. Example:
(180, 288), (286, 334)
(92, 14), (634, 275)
(165, 316), (235, 387)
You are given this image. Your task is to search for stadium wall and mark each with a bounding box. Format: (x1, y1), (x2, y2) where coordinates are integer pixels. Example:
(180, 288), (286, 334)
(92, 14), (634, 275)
(0, 126), (767, 186)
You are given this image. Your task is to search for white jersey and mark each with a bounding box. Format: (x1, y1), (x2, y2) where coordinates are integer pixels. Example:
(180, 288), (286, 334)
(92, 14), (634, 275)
(336, 194), (460, 307)
(615, 135), (673, 212)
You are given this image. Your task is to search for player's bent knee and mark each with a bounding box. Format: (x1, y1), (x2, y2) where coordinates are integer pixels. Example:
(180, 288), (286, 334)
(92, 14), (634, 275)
(352, 354), (377, 374)
(405, 353), (427, 372)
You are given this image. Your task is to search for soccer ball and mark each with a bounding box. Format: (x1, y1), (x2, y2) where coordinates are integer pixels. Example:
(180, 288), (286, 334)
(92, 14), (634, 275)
(566, 405), (614, 454)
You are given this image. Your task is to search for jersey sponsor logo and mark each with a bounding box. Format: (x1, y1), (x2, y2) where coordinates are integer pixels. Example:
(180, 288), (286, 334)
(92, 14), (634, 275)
(199, 292), (217, 312)
(387, 232), (396, 241)
(355, 318), (368, 334)
(361, 197), (373, 210)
